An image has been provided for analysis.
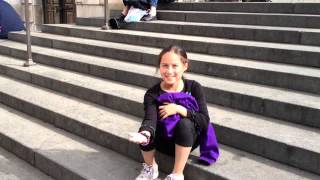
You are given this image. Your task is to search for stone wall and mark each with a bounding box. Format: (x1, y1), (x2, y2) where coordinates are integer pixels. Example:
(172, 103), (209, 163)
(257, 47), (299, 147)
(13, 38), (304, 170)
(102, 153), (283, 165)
(5, 0), (43, 31)
(4, 0), (21, 16)
(76, 0), (123, 18)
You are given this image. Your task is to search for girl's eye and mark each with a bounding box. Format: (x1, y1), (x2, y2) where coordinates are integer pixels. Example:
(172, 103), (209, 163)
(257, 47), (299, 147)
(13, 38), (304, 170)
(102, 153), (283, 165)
(172, 64), (178, 69)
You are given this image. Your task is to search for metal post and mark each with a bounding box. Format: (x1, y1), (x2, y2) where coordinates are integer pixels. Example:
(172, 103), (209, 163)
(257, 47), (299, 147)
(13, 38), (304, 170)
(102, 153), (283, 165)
(101, 0), (110, 30)
(24, 0), (36, 67)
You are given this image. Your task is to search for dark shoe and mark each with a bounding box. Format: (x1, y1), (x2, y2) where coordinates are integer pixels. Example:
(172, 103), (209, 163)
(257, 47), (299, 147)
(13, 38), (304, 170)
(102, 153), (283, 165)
(108, 14), (126, 29)
(141, 14), (157, 21)
(109, 18), (120, 29)
(117, 14), (126, 21)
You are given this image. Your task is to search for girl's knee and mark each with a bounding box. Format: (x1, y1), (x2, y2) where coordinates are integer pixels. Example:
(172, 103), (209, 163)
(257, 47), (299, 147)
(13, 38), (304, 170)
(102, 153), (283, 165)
(174, 118), (197, 147)
(177, 118), (193, 127)
(175, 118), (193, 133)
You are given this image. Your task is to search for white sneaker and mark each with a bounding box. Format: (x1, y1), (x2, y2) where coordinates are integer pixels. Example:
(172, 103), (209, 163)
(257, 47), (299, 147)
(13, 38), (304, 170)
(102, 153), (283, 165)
(135, 163), (159, 180)
(164, 174), (184, 180)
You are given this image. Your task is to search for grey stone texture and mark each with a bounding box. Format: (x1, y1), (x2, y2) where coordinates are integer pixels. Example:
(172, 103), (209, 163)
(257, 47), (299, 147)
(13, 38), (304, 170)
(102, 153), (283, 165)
(0, 147), (53, 180)
(0, 54), (320, 176)
(157, 10), (320, 28)
(0, 73), (318, 179)
(77, 17), (320, 46)
(158, 2), (320, 14)
(0, 2), (320, 180)
(6, 31), (320, 96)
(0, 101), (155, 180)
(1, 41), (320, 129)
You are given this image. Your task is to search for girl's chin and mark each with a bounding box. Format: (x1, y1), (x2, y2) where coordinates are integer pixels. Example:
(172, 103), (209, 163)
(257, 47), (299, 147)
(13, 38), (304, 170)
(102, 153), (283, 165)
(162, 80), (176, 85)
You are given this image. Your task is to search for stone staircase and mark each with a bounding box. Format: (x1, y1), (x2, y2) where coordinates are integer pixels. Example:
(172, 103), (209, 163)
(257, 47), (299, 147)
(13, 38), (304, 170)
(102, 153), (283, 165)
(0, 145), (53, 180)
(0, 2), (320, 180)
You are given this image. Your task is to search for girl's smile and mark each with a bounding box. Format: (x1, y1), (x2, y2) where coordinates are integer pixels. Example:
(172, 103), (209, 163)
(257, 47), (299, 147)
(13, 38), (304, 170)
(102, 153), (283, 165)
(159, 51), (188, 91)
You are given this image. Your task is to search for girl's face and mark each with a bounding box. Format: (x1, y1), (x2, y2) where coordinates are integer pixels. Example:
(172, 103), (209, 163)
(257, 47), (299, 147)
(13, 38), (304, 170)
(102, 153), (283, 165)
(159, 51), (188, 86)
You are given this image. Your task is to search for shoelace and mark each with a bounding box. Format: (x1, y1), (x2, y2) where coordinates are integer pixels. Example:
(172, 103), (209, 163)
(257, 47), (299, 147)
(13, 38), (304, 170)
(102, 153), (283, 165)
(140, 163), (153, 177)
(165, 175), (175, 180)
(165, 174), (184, 180)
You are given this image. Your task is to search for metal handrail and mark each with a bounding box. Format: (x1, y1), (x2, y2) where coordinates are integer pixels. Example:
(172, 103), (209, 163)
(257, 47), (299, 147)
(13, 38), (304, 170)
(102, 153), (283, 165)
(23, 0), (36, 67)
(101, 0), (111, 30)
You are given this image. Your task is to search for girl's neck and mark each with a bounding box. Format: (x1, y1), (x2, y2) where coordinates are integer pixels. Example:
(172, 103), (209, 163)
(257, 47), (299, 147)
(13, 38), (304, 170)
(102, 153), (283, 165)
(160, 80), (184, 92)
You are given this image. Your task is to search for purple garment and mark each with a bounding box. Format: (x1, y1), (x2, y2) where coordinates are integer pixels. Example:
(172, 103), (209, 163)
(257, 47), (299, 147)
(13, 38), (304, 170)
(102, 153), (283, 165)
(157, 92), (220, 165)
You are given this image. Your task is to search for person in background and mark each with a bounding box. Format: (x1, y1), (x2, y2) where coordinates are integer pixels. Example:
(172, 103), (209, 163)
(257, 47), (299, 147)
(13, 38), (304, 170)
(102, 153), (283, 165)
(109, 0), (175, 29)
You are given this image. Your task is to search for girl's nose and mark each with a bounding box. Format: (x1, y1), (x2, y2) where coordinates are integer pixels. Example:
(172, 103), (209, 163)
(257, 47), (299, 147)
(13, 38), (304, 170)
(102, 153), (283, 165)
(167, 66), (174, 73)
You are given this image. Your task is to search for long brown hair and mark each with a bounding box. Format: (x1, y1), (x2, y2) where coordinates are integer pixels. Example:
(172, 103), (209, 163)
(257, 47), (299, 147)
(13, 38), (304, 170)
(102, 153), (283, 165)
(158, 45), (188, 66)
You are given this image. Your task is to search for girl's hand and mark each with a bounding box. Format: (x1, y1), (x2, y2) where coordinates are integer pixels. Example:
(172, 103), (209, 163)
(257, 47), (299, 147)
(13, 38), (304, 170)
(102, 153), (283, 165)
(128, 131), (150, 145)
(159, 102), (178, 120)
(159, 102), (188, 120)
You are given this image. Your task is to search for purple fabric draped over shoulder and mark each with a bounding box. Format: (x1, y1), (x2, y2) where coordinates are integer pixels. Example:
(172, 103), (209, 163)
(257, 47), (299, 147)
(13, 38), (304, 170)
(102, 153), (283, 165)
(157, 92), (219, 165)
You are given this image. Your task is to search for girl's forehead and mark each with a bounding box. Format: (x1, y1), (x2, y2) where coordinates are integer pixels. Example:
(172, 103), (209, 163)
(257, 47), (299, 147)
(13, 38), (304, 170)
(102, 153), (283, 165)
(160, 52), (182, 63)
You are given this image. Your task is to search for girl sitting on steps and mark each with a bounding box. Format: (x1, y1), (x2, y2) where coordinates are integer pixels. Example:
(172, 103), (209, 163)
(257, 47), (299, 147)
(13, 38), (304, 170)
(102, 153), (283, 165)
(129, 45), (219, 180)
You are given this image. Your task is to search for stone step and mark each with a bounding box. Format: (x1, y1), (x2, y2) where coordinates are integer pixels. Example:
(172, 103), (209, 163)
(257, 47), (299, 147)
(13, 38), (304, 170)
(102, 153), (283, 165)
(0, 147), (53, 180)
(7, 31), (320, 86)
(158, 2), (320, 15)
(44, 22), (320, 51)
(156, 10), (320, 28)
(124, 21), (320, 46)
(0, 73), (318, 179)
(0, 55), (320, 175)
(0, 42), (319, 129)
(0, 103), (163, 180)
(56, 21), (320, 69)
(8, 27), (320, 95)
(76, 15), (320, 40)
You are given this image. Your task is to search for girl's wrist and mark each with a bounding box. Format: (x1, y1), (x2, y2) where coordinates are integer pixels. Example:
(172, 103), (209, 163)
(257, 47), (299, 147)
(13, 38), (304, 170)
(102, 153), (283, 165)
(139, 131), (151, 146)
(139, 131), (151, 137)
(176, 105), (187, 117)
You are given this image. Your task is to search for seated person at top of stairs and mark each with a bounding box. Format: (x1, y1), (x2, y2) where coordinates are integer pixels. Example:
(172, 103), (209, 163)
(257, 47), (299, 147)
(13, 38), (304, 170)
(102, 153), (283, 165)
(109, 0), (174, 29)
(128, 45), (220, 180)
(109, 0), (156, 29)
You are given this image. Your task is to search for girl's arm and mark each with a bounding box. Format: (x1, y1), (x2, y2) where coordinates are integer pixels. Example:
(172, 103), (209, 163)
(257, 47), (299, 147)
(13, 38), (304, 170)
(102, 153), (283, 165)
(187, 81), (210, 131)
(138, 90), (158, 140)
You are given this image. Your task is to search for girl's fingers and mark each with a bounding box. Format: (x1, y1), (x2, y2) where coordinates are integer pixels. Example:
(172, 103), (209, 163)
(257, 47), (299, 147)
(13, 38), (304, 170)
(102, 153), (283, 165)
(159, 103), (170, 109)
(159, 110), (166, 115)
(159, 109), (167, 116)
(161, 114), (168, 120)
(128, 133), (147, 144)
(160, 112), (167, 118)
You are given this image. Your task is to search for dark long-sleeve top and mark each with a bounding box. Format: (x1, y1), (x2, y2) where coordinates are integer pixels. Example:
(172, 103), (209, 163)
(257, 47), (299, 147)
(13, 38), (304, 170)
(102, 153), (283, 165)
(139, 79), (210, 140)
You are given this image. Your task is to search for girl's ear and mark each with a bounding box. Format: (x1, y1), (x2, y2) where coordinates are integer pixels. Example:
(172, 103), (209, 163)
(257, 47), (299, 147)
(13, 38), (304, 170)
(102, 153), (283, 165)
(184, 62), (188, 71)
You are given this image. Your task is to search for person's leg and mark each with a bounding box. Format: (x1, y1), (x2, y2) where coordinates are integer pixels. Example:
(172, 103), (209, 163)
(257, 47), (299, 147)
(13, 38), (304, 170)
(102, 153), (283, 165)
(142, 0), (158, 21)
(136, 141), (159, 179)
(166, 118), (198, 179)
(172, 145), (191, 175)
(121, 5), (129, 16)
(109, 3), (129, 29)
(149, 0), (158, 14)
(149, 5), (157, 17)
(141, 149), (156, 166)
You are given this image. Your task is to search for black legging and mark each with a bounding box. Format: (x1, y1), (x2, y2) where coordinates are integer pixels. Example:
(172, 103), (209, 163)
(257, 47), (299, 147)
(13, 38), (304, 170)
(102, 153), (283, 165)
(140, 118), (199, 156)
